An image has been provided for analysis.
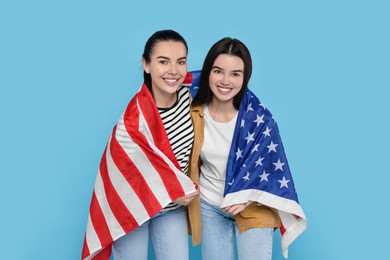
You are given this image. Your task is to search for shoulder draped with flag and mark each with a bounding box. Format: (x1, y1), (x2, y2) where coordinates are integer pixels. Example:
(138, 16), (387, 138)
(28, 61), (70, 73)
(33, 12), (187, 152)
(220, 89), (307, 258)
(81, 72), (200, 260)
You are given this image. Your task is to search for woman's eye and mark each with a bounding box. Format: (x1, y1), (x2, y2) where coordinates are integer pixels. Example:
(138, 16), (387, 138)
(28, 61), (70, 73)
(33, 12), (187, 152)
(178, 60), (186, 65)
(159, 60), (168, 64)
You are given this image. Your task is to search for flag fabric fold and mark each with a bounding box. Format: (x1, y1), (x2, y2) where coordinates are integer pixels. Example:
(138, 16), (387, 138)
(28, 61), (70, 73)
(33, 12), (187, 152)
(220, 89), (307, 258)
(82, 72), (198, 260)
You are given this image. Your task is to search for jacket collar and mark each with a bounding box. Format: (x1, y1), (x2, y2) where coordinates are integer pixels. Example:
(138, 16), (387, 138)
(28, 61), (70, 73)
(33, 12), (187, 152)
(190, 105), (205, 117)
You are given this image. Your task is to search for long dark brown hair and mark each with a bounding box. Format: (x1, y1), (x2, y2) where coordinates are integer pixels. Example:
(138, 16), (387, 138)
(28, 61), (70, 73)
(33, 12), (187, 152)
(142, 30), (188, 95)
(192, 37), (252, 110)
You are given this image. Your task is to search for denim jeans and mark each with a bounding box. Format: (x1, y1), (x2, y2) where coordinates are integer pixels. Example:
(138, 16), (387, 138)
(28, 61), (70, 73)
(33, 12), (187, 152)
(201, 200), (273, 260)
(112, 206), (189, 260)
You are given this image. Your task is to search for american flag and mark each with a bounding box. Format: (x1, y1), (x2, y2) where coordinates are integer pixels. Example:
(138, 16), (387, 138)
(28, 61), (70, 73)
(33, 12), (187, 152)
(81, 73), (198, 260)
(220, 89), (307, 258)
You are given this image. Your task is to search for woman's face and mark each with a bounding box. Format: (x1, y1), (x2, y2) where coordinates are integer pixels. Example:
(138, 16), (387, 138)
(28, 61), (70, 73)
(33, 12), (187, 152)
(143, 41), (187, 102)
(209, 54), (244, 105)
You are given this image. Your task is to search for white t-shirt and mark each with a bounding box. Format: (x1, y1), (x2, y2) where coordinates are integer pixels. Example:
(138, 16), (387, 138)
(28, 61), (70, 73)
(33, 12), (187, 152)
(200, 105), (238, 207)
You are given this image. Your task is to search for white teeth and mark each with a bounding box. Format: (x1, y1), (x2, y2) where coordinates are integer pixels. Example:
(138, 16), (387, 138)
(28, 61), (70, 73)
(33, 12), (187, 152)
(218, 86), (231, 93)
(165, 79), (177, 83)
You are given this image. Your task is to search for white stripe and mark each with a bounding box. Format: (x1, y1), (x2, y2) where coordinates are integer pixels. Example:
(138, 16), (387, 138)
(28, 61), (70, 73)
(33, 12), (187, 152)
(279, 210), (307, 258)
(136, 99), (196, 195)
(221, 189), (306, 219)
(94, 170), (125, 240)
(106, 137), (150, 225)
(85, 214), (101, 258)
(83, 248), (102, 260)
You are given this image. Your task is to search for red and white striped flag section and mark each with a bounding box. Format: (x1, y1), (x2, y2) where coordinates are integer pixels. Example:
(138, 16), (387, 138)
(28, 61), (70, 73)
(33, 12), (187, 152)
(82, 73), (197, 260)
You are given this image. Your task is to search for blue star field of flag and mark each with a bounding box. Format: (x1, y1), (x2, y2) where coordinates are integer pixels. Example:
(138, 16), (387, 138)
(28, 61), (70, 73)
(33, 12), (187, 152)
(224, 89), (299, 203)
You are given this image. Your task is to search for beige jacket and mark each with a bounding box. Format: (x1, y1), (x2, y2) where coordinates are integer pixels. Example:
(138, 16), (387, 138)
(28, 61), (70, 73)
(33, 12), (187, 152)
(187, 105), (281, 246)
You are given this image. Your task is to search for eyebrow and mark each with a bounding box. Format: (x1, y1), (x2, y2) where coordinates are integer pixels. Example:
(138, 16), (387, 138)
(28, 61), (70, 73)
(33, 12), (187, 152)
(212, 66), (243, 73)
(156, 56), (187, 60)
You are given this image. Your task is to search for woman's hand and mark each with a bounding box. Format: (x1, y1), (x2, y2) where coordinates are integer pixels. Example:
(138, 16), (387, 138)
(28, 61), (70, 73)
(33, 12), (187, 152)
(222, 201), (252, 215)
(173, 189), (199, 206)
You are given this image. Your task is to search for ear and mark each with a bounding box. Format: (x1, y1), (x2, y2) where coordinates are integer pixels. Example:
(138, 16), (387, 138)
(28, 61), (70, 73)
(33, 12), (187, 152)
(142, 58), (150, 74)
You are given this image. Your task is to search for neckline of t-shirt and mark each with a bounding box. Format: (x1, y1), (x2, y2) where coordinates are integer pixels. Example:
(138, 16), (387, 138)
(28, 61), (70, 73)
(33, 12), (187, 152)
(204, 105), (238, 126)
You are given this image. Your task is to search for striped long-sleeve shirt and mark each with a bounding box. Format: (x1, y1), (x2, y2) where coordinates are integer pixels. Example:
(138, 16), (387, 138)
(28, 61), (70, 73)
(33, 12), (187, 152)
(158, 86), (194, 210)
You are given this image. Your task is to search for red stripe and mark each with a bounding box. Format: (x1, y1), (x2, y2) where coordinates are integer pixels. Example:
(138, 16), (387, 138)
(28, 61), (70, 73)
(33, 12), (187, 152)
(183, 71), (192, 85)
(89, 191), (113, 249)
(110, 125), (162, 217)
(124, 89), (186, 200)
(280, 223), (286, 235)
(99, 147), (139, 233)
(81, 236), (90, 259)
(91, 245), (112, 260)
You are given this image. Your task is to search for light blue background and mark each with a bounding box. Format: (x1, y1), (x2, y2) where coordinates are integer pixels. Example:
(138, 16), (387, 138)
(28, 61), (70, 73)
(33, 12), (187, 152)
(1, 0), (389, 259)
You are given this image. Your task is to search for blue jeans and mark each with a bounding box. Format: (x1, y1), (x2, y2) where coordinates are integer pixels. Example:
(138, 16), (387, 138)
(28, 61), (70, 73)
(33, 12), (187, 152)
(201, 200), (273, 260)
(112, 206), (189, 260)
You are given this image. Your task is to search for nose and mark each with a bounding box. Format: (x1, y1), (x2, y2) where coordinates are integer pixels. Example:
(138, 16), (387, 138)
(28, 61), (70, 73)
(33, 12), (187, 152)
(220, 74), (230, 85)
(168, 63), (178, 75)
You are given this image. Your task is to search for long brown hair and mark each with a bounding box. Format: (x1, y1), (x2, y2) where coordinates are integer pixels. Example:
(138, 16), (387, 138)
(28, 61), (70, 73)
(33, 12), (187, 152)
(142, 30), (188, 95)
(192, 37), (252, 110)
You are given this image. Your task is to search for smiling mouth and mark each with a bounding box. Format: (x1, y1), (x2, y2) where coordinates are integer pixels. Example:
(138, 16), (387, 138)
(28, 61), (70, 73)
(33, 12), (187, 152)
(163, 78), (179, 83)
(217, 86), (232, 93)
(163, 77), (181, 86)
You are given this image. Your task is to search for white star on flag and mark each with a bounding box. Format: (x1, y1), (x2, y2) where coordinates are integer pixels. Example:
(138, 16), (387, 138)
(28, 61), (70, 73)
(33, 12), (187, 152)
(246, 103), (254, 112)
(255, 156), (264, 167)
(267, 141), (278, 153)
(245, 131), (255, 144)
(251, 143), (260, 154)
(273, 159), (285, 171)
(253, 114), (265, 127)
(259, 170), (270, 182)
(242, 171), (251, 181)
(278, 176), (290, 188)
(235, 148), (243, 160)
(262, 126), (271, 137)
